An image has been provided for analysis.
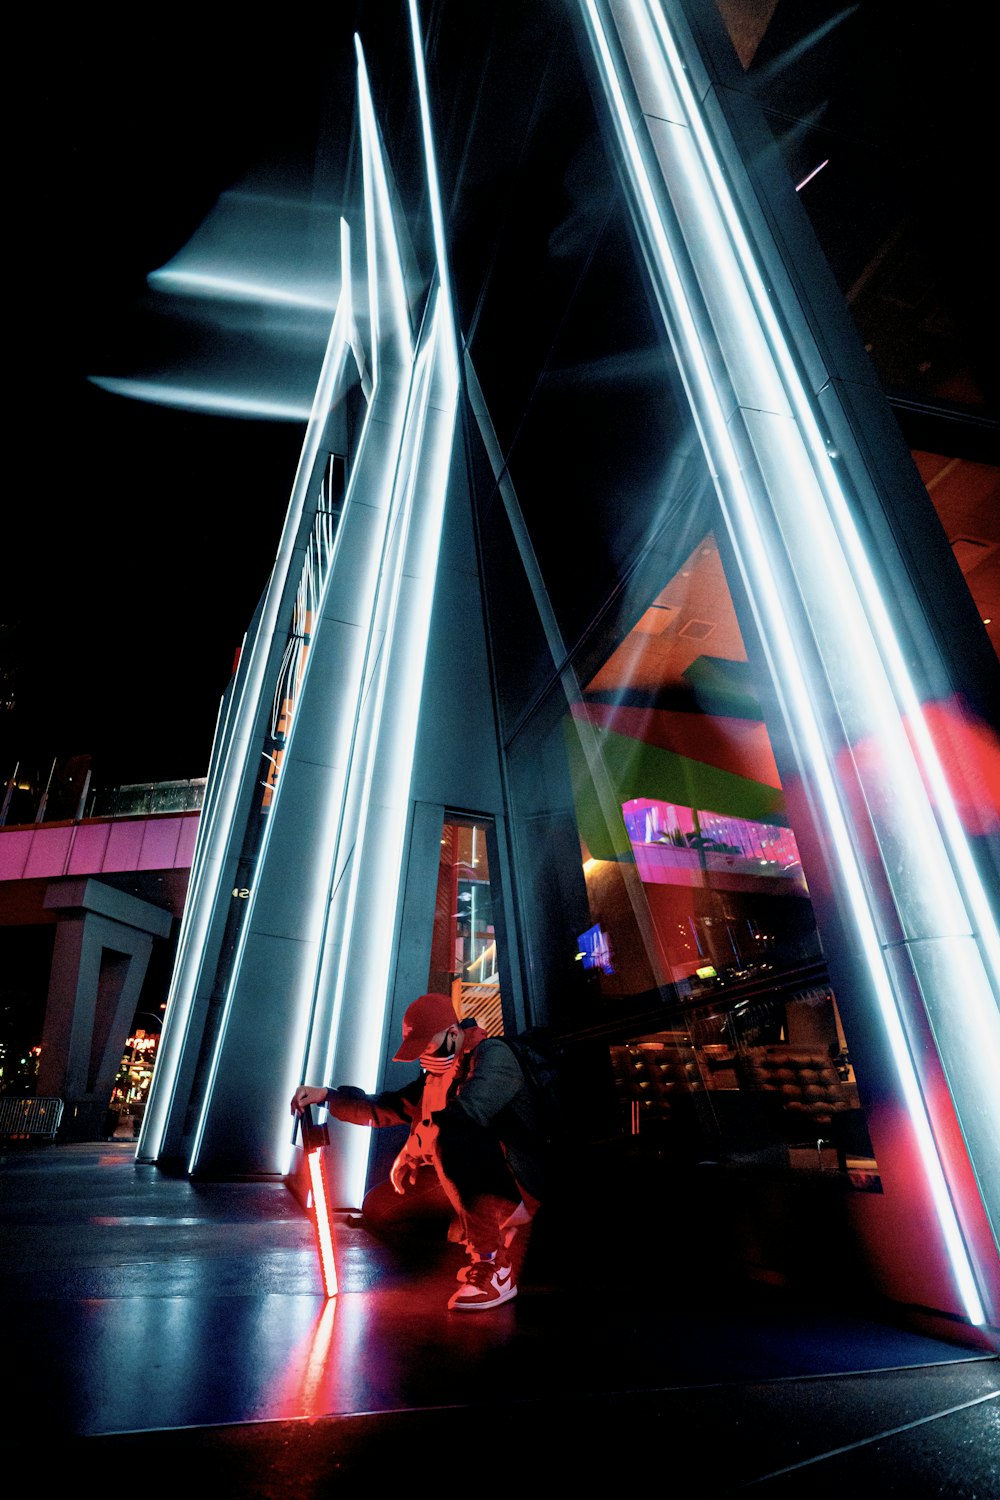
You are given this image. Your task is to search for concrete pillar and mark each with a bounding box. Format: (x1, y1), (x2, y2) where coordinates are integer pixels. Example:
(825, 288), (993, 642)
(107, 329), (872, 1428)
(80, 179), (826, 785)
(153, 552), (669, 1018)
(37, 878), (173, 1139)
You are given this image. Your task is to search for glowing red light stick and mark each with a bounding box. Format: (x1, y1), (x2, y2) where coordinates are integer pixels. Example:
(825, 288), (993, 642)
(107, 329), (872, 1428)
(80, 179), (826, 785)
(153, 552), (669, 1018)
(301, 1106), (338, 1298)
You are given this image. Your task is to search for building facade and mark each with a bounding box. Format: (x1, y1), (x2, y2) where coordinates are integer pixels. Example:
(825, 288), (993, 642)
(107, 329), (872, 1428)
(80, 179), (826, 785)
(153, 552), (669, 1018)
(139, 0), (1000, 1341)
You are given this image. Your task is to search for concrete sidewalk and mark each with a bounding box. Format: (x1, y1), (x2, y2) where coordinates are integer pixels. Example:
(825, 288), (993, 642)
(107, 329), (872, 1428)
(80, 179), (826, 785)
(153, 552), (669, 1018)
(0, 1139), (996, 1494)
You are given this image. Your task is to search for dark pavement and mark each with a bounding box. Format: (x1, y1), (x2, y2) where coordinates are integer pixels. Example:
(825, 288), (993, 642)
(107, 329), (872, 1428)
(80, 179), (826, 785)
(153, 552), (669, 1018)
(0, 1139), (997, 1494)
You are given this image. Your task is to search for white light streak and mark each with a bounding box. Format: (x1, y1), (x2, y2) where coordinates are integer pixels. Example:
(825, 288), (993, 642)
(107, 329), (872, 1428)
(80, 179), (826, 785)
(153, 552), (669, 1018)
(149, 268), (338, 311)
(87, 376), (312, 422)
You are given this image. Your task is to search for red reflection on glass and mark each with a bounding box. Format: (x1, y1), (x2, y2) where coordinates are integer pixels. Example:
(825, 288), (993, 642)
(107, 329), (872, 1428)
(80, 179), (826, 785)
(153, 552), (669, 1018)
(907, 697), (1000, 836)
(843, 697), (1000, 840)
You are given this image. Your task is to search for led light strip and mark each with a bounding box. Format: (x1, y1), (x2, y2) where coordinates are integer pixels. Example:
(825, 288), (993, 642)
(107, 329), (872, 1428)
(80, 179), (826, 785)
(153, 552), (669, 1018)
(306, 1142), (339, 1298)
(636, 3), (1000, 1232)
(268, 479), (338, 748)
(301, 315), (455, 1200)
(311, 320), (438, 1075)
(582, 0), (990, 1323)
(290, 3), (461, 1202)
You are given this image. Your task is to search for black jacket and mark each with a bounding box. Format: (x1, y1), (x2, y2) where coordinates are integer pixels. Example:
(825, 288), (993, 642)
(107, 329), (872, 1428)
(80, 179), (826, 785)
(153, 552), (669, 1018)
(325, 1031), (547, 1199)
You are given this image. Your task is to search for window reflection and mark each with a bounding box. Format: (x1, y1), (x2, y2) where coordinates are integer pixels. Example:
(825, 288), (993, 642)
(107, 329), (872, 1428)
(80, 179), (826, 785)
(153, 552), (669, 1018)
(568, 529), (821, 1002)
(611, 984), (879, 1188)
(506, 521), (880, 1183)
(709, 3), (999, 670)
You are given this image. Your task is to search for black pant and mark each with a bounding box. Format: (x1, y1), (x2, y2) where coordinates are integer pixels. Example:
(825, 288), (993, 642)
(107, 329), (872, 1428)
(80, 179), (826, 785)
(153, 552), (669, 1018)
(364, 1114), (524, 1258)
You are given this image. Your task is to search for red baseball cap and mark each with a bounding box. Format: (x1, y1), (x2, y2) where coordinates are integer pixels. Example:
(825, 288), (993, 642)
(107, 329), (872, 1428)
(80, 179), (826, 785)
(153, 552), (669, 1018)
(393, 993), (459, 1061)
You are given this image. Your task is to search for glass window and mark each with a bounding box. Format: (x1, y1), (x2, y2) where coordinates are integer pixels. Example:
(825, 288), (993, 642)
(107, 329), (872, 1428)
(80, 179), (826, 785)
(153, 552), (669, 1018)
(451, 8), (620, 463)
(430, 0), (583, 351)
(504, 515), (880, 1185)
(429, 815), (504, 1037)
(709, 5), (999, 669)
(713, 0), (996, 420)
(467, 433), (554, 743)
(612, 983), (878, 1188)
(503, 202), (697, 657)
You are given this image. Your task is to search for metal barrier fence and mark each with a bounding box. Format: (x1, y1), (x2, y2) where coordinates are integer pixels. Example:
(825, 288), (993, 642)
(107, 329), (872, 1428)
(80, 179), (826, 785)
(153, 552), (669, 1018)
(0, 1097), (64, 1140)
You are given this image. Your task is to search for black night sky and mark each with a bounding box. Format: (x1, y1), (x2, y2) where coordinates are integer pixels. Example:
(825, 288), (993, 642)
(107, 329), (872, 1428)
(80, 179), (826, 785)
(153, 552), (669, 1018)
(6, 2), (997, 806)
(6, 12), (365, 794)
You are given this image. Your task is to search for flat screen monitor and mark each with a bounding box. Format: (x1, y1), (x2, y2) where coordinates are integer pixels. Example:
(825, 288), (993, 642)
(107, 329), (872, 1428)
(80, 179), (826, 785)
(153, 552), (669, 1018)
(577, 922), (614, 974)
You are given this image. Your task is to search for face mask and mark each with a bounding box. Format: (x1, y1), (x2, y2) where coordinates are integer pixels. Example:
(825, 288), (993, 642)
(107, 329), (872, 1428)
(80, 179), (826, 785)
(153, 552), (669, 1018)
(420, 1032), (457, 1074)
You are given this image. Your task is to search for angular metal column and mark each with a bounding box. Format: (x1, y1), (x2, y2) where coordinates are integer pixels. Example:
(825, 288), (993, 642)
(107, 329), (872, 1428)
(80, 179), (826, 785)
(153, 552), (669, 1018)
(580, 0), (1000, 1325)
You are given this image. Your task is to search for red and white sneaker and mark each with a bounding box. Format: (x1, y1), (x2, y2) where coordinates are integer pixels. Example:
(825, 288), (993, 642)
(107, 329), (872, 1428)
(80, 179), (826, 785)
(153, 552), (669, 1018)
(448, 1256), (517, 1311)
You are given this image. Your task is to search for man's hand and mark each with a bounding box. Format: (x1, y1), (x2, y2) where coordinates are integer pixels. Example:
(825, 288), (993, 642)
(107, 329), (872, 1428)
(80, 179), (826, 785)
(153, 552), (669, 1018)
(291, 1084), (328, 1117)
(390, 1150), (419, 1195)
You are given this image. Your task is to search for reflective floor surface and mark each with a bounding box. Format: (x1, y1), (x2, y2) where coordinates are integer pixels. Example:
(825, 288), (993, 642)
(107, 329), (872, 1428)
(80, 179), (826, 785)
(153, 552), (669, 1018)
(1, 1140), (997, 1495)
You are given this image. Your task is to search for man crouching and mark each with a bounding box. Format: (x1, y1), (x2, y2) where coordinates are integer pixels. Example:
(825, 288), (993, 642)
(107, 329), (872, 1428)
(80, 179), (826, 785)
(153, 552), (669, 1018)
(291, 992), (545, 1310)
